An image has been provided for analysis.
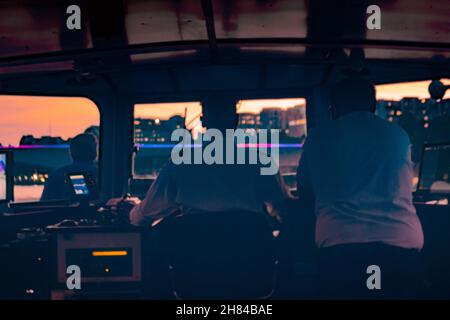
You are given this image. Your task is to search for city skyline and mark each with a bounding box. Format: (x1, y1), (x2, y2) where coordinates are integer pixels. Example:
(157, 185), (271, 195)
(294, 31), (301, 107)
(1, 79), (450, 146)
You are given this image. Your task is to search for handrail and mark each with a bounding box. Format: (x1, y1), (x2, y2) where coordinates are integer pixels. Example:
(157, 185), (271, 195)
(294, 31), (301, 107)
(2, 38), (450, 68)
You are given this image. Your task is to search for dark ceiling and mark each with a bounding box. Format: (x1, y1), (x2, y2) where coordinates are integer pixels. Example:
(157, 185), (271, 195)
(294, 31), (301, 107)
(0, 0), (449, 85)
(1, 1), (449, 58)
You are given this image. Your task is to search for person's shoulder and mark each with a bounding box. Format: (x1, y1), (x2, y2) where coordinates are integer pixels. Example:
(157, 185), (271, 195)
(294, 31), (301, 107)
(373, 114), (408, 134)
(50, 165), (70, 176)
(45, 165), (69, 184)
(371, 114), (410, 144)
(302, 120), (337, 149)
(51, 162), (97, 178)
(303, 121), (328, 140)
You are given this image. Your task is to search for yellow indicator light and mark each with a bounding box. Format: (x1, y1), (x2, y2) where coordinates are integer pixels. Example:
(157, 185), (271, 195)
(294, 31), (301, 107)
(92, 250), (127, 257)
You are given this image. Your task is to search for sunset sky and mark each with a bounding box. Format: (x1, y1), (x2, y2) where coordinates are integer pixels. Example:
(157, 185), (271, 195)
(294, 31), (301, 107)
(1, 79), (450, 146)
(0, 96), (99, 146)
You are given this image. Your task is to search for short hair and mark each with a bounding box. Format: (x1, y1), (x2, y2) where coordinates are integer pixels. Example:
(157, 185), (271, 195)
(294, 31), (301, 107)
(201, 98), (238, 131)
(70, 133), (97, 162)
(84, 125), (100, 140)
(330, 77), (376, 116)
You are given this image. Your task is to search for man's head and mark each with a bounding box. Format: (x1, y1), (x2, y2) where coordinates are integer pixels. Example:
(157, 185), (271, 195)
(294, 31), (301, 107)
(70, 133), (98, 162)
(201, 98), (238, 132)
(84, 125), (100, 141)
(330, 77), (377, 119)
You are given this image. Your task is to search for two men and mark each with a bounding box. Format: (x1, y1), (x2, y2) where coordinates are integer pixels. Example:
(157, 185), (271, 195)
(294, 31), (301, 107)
(131, 78), (424, 298)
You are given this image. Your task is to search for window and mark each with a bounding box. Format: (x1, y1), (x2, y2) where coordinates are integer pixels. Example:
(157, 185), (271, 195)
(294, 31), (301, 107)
(132, 99), (307, 195)
(133, 102), (202, 178)
(0, 96), (100, 202)
(375, 79), (450, 189)
(237, 98), (307, 193)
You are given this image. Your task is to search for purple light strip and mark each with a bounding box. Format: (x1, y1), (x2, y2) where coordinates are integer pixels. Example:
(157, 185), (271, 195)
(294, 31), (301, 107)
(137, 143), (303, 149)
(0, 144), (69, 149)
(237, 143), (304, 148)
(137, 143), (202, 149)
(0, 143), (303, 150)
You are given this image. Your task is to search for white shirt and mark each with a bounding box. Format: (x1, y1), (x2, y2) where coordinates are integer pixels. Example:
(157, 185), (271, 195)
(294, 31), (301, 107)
(297, 112), (424, 250)
(130, 161), (288, 226)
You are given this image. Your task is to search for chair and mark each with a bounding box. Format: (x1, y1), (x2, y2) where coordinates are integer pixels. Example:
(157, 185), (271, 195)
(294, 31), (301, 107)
(155, 210), (279, 300)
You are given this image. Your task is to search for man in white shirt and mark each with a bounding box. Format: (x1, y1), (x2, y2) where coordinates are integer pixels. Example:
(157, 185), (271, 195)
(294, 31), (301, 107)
(297, 77), (424, 299)
(130, 101), (288, 226)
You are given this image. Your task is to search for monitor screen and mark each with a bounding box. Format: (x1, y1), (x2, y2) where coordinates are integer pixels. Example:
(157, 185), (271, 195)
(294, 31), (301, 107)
(0, 153), (6, 201)
(419, 144), (450, 193)
(68, 174), (90, 196)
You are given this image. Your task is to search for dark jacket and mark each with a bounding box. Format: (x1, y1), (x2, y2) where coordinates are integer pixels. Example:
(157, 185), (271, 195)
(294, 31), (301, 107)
(41, 160), (98, 201)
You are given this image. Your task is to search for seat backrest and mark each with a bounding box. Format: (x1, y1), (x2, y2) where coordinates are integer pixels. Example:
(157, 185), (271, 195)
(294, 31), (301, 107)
(156, 210), (278, 299)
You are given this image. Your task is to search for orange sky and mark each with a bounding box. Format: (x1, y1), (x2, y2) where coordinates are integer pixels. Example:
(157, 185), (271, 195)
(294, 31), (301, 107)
(1, 79), (450, 146)
(134, 98), (307, 123)
(0, 96), (99, 146)
(135, 102), (202, 125)
(376, 79), (450, 100)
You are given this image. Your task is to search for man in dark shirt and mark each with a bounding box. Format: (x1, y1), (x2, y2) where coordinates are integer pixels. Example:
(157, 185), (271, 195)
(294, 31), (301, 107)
(41, 133), (98, 201)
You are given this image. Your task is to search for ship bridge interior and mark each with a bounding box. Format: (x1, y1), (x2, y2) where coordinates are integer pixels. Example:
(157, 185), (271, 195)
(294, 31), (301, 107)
(0, 0), (450, 300)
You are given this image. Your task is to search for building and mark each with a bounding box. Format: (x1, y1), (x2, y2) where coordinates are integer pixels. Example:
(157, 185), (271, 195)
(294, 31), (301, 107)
(238, 113), (260, 130)
(258, 104), (307, 138)
(134, 115), (184, 144)
(285, 105), (307, 138)
(376, 98), (450, 127)
(260, 107), (287, 131)
(19, 135), (66, 146)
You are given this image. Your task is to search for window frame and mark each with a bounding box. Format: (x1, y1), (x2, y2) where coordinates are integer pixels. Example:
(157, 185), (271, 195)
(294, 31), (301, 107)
(0, 92), (102, 203)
